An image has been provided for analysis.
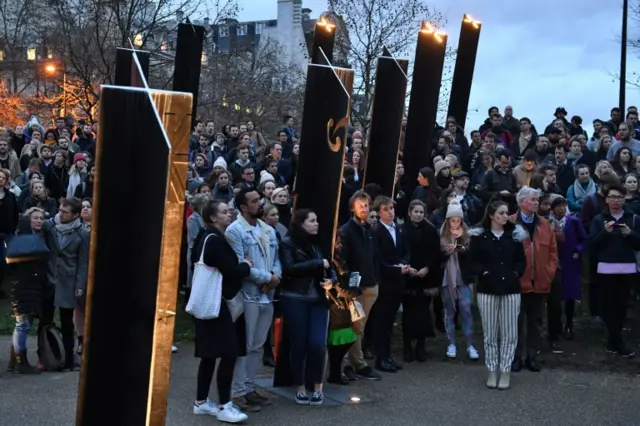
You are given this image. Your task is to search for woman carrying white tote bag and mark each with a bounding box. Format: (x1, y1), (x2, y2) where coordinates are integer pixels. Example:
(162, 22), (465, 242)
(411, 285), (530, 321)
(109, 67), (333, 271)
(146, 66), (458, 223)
(186, 234), (223, 320)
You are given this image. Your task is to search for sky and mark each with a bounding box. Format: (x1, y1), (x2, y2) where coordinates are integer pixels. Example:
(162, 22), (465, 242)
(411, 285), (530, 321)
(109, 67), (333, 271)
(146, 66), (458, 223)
(240, 0), (639, 136)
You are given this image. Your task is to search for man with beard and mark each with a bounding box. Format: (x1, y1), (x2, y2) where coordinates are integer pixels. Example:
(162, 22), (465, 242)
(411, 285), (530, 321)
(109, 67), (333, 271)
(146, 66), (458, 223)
(607, 122), (640, 160)
(452, 171), (482, 224)
(226, 188), (281, 412)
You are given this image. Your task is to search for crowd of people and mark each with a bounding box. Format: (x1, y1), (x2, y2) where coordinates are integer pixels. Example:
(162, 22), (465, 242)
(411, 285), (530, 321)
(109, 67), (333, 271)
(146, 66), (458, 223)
(2, 104), (640, 424)
(0, 115), (93, 374)
(182, 105), (640, 423)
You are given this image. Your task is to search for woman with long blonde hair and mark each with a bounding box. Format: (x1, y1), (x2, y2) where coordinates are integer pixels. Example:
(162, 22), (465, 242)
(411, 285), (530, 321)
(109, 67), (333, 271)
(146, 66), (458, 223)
(439, 200), (478, 360)
(66, 154), (87, 198)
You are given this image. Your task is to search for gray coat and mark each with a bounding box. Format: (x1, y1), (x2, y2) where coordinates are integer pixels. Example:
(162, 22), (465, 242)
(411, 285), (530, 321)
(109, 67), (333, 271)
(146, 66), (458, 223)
(186, 212), (205, 287)
(44, 219), (90, 309)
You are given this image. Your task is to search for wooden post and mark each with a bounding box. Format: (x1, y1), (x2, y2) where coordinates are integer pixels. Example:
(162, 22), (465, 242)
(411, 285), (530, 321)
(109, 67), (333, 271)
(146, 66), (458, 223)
(76, 57), (192, 424)
(362, 48), (408, 196)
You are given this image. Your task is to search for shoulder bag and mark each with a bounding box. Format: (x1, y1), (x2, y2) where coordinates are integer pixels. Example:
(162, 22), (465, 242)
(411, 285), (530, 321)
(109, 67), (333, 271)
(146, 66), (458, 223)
(186, 234), (223, 320)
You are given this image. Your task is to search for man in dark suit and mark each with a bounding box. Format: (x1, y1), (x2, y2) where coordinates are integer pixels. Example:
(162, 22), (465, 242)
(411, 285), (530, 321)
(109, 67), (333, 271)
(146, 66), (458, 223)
(371, 195), (412, 373)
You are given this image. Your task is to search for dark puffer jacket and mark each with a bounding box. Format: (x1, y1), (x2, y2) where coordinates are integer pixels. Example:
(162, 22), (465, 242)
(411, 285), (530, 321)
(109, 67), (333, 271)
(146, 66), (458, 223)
(9, 223), (49, 316)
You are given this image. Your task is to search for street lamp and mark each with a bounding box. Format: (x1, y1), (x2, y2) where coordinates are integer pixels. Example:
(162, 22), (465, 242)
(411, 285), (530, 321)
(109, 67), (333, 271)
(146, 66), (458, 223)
(45, 62), (67, 117)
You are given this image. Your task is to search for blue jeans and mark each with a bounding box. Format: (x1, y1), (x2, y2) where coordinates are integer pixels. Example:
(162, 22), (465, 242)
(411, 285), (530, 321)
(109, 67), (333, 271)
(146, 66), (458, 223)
(443, 285), (474, 346)
(13, 315), (34, 352)
(281, 297), (329, 387)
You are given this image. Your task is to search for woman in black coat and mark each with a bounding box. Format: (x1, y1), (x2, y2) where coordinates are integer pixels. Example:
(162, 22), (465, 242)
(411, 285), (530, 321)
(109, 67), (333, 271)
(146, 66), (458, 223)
(402, 200), (444, 362)
(22, 180), (57, 217)
(7, 207), (48, 374)
(191, 200), (251, 423)
(467, 200), (526, 390)
(279, 208), (336, 406)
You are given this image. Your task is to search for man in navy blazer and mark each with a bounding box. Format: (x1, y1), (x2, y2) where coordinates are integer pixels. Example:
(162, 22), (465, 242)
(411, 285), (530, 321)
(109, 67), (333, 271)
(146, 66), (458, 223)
(371, 195), (413, 373)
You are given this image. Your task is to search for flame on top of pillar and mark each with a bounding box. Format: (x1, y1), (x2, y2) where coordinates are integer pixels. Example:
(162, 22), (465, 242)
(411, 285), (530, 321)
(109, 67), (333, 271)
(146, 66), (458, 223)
(420, 21), (446, 43)
(463, 14), (481, 29)
(317, 17), (336, 32)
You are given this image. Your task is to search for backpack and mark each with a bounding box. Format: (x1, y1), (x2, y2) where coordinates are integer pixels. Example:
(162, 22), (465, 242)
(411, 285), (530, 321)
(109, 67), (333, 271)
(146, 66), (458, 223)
(38, 324), (66, 371)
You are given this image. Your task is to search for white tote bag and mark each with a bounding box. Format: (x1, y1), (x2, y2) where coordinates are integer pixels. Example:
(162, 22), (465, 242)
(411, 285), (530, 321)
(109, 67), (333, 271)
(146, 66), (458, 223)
(186, 234), (223, 320)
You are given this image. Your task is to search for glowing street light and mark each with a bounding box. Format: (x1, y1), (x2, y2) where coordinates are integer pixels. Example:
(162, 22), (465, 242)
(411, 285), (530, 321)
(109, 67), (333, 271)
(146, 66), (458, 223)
(44, 62), (68, 116)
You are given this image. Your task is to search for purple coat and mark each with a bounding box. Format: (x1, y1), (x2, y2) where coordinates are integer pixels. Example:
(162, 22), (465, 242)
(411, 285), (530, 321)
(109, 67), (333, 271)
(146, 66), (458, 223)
(553, 214), (587, 300)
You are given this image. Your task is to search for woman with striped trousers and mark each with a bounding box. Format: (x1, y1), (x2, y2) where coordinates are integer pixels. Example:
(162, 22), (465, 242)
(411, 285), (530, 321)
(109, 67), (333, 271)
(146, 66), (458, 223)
(467, 200), (527, 390)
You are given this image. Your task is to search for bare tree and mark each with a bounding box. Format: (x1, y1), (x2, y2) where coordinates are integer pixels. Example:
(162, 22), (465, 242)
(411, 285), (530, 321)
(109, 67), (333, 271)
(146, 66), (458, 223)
(0, 0), (41, 94)
(198, 37), (305, 138)
(41, 0), (205, 122)
(625, 0), (640, 87)
(329, 0), (452, 131)
(0, 86), (29, 127)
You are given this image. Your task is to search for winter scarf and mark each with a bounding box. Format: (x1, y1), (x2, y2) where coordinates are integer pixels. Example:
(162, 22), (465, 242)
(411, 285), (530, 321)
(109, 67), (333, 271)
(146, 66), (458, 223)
(572, 179), (596, 201)
(53, 214), (81, 234)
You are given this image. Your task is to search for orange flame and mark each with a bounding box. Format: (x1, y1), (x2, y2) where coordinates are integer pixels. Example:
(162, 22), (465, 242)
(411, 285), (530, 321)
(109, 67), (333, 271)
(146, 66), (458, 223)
(317, 17), (336, 32)
(463, 14), (481, 29)
(420, 21), (446, 43)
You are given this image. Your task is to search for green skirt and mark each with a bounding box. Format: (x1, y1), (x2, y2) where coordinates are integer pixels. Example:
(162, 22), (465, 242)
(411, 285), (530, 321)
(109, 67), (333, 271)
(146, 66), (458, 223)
(327, 327), (357, 346)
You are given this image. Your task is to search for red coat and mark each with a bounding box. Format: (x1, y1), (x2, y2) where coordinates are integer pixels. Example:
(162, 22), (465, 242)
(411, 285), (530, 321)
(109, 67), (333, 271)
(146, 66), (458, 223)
(508, 213), (558, 294)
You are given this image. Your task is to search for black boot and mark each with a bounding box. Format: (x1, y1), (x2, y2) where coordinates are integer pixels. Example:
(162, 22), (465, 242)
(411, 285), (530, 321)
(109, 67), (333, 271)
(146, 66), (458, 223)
(262, 340), (275, 367)
(7, 346), (16, 372)
(415, 340), (428, 363)
(403, 340), (415, 363)
(16, 350), (40, 375)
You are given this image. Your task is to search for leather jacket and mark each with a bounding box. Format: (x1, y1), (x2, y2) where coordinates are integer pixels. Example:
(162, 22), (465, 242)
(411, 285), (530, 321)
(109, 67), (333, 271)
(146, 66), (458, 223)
(279, 235), (337, 296)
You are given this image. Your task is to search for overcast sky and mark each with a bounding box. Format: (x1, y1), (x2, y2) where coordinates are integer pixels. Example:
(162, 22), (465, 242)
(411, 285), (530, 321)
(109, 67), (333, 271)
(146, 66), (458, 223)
(239, 0), (638, 135)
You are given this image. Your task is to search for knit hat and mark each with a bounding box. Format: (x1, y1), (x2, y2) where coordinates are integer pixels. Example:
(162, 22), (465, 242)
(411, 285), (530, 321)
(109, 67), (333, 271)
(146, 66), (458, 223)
(549, 194), (564, 206)
(213, 156), (227, 169)
(260, 170), (275, 184)
(434, 159), (450, 176)
(196, 153), (208, 166)
(352, 130), (362, 139)
(446, 200), (464, 219)
(73, 153), (86, 164)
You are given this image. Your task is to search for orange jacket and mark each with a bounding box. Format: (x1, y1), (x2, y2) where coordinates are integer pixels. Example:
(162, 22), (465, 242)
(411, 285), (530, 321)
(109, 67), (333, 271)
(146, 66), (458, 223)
(508, 213), (558, 294)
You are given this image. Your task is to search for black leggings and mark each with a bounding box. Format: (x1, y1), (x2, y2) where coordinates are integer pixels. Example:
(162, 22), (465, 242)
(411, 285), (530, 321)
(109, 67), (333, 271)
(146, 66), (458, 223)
(197, 357), (236, 404)
(327, 343), (353, 379)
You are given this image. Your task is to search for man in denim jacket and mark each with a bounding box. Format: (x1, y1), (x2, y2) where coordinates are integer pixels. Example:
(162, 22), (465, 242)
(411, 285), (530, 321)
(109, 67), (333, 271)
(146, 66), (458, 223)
(225, 187), (282, 411)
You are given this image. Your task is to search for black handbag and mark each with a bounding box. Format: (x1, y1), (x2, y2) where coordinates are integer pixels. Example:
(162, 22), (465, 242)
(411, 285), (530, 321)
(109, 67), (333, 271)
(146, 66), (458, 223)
(6, 234), (49, 263)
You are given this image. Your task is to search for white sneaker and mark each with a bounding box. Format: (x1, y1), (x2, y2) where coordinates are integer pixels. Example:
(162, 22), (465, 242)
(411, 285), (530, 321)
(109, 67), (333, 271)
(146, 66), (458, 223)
(446, 344), (457, 359)
(217, 401), (248, 423)
(467, 346), (479, 360)
(193, 399), (219, 416)
(172, 345), (178, 353)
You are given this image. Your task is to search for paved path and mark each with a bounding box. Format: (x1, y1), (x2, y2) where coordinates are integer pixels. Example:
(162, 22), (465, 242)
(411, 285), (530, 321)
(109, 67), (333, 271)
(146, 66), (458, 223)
(1, 337), (640, 426)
